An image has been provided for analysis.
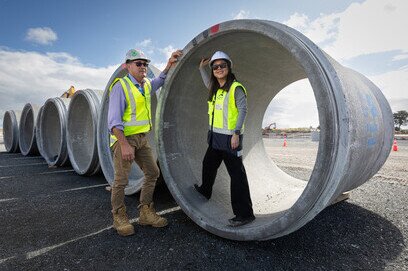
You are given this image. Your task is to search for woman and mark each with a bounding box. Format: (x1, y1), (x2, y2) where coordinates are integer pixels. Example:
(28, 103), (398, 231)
(194, 51), (255, 227)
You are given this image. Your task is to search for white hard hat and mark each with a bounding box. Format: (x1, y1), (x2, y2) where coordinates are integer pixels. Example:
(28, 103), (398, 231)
(209, 51), (232, 67)
(125, 49), (151, 63)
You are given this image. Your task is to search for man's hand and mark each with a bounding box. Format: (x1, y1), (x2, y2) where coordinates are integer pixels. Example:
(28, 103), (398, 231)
(120, 141), (135, 161)
(112, 127), (134, 161)
(163, 50), (183, 73)
(231, 134), (240, 150)
(199, 57), (210, 68)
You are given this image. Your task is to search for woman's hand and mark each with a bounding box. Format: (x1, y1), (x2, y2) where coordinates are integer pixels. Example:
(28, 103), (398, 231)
(231, 134), (240, 150)
(200, 57), (210, 68)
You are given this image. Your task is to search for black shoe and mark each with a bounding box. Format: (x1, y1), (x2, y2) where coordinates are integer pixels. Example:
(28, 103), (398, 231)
(228, 215), (255, 227)
(194, 184), (210, 200)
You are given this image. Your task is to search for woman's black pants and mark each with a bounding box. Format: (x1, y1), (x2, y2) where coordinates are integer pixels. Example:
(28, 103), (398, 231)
(201, 145), (254, 219)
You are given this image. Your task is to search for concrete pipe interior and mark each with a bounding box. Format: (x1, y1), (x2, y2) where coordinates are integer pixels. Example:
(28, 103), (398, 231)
(19, 104), (39, 155)
(40, 98), (70, 166)
(3, 112), (14, 151)
(67, 89), (103, 175)
(97, 65), (161, 195)
(157, 20), (356, 240)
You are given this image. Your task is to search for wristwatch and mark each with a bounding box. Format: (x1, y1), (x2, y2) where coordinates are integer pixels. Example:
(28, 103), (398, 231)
(234, 130), (240, 135)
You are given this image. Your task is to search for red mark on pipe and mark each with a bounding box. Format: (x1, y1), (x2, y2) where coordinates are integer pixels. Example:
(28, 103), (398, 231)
(210, 24), (220, 34)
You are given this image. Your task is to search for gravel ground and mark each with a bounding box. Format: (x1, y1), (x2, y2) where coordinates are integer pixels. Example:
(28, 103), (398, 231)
(0, 138), (407, 271)
(265, 138), (408, 183)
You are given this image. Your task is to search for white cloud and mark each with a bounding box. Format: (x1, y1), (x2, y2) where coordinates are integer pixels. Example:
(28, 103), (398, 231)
(233, 10), (250, 20)
(392, 53), (408, 61)
(135, 38), (154, 55)
(283, 12), (340, 44)
(284, 12), (309, 29)
(25, 27), (58, 45)
(137, 39), (152, 47)
(369, 67), (408, 112)
(0, 48), (117, 126)
(153, 45), (176, 71)
(263, 79), (318, 129)
(159, 45), (176, 59)
(325, 0), (408, 60)
(132, 38), (177, 70)
(285, 0), (408, 61)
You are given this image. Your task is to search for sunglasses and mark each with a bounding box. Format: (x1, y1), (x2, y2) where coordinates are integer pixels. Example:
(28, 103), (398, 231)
(133, 61), (149, 67)
(212, 63), (228, 70)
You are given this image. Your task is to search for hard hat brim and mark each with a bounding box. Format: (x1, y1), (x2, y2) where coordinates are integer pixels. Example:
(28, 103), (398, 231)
(126, 57), (151, 63)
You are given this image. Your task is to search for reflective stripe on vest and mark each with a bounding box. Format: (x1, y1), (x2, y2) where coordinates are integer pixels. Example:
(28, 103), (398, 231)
(208, 81), (247, 135)
(109, 76), (152, 146)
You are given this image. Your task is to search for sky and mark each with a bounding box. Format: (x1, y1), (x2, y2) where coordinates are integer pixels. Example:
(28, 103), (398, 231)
(0, 0), (407, 129)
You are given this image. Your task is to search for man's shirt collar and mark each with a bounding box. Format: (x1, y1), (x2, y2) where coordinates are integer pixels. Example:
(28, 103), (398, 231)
(128, 73), (145, 86)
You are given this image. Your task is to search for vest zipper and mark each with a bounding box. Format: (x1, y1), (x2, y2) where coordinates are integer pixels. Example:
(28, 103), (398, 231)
(210, 95), (216, 146)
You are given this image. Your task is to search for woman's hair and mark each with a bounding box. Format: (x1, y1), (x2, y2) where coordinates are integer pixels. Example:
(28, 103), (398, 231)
(208, 60), (236, 101)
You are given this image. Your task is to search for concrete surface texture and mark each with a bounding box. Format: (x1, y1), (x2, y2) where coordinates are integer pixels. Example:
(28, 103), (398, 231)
(156, 20), (394, 240)
(38, 97), (71, 167)
(2, 110), (21, 153)
(18, 103), (40, 156)
(97, 64), (161, 195)
(67, 89), (104, 176)
(0, 139), (406, 270)
(35, 106), (45, 158)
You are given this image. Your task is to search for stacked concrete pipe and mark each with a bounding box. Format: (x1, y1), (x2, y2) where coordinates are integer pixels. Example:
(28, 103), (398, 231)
(67, 89), (104, 175)
(19, 103), (40, 156)
(2, 110), (21, 153)
(97, 64), (161, 195)
(38, 97), (71, 167)
(156, 20), (394, 240)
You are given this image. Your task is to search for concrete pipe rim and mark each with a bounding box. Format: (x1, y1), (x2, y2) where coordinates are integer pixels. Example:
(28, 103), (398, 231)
(41, 97), (69, 167)
(3, 110), (20, 153)
(67, 89), (101, 175)
(156, 19), (348, 240)
(19, 103), (39, 156)
(35, 106), (46, 158)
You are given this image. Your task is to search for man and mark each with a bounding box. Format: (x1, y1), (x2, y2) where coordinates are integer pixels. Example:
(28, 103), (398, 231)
(108, 48), (182, 236)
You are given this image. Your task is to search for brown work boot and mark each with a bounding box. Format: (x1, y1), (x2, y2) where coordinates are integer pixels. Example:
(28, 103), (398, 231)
(112, 206), (135, 236)
(138, 203), (168, 227)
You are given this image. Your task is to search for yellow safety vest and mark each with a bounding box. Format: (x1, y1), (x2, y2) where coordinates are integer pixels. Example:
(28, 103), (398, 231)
(208, 81), (247, 135)
(109, 76), (152, 146)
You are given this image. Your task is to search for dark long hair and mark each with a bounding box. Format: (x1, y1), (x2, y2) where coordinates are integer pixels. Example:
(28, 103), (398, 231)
(208, 60), (236, 101)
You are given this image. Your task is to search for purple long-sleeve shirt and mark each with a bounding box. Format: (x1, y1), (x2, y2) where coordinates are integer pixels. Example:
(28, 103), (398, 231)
(108, 72), (166, 133)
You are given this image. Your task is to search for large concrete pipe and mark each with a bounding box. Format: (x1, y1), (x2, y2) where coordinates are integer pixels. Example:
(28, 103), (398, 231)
(38, 97), (71, 167)
(2, 110), (21, 153)
(67, 89), (104, 175)
(97, 64), (161, 195)
(19, 103), (40, 156)
(156, 20), (394, 240)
